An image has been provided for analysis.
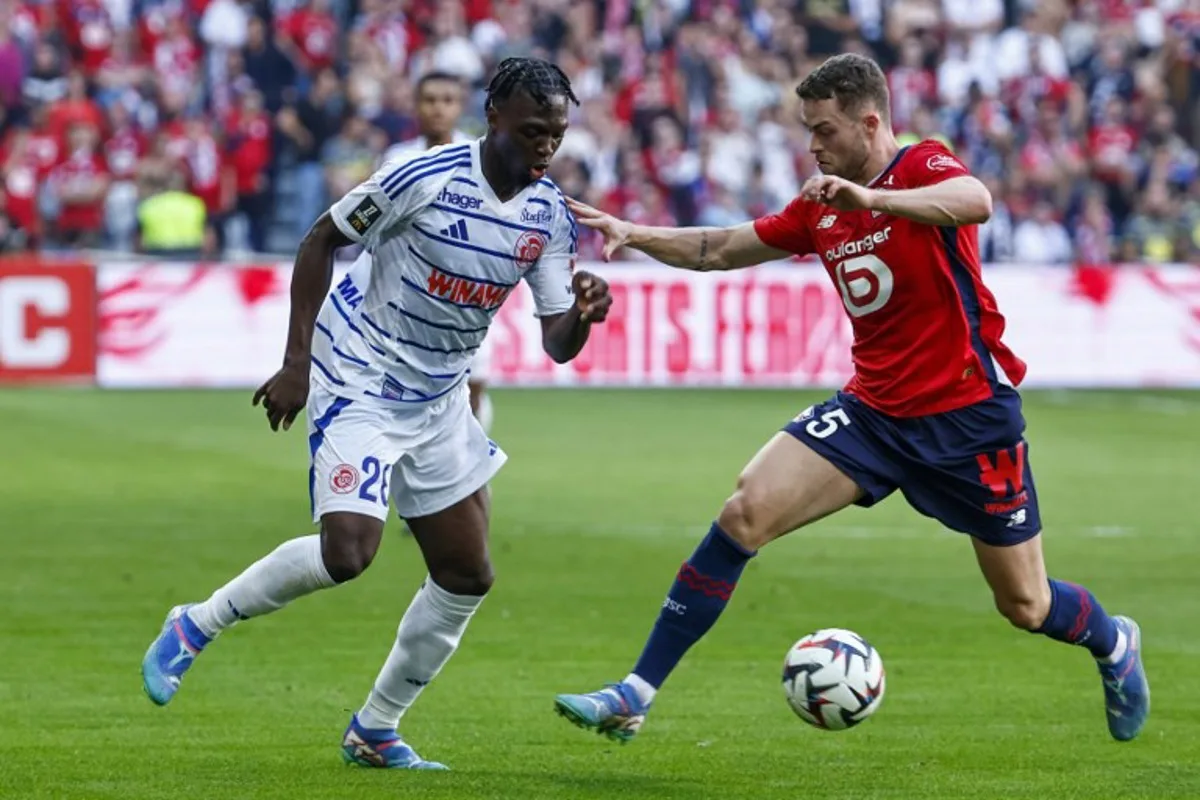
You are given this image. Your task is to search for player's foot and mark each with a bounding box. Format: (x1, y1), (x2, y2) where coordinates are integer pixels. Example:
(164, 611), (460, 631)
(554, 682), (649, 743)
(141, 604), (210, 706)
(1098, 615), (1150, 742)
(341, 714), (448, 770)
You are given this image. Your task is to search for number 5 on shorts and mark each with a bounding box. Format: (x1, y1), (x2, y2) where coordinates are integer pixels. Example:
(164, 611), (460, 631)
(805, 408), (852, 440)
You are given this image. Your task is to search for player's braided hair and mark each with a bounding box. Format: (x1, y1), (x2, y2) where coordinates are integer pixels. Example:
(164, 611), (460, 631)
(485, 57), (580, 110)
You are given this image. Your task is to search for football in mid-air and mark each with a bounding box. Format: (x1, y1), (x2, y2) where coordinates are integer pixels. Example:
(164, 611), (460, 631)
(782, 628), (885, 730)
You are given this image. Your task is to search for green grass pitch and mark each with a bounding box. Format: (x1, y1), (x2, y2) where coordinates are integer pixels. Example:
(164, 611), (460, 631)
(2, 387), (1198, 799)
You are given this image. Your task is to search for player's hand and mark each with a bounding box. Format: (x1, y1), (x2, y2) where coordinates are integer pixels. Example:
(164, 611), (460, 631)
(572, 270), (612, 323)
(252, 361), (309, 432)
(801, 175), (879, 213)
(565, 197), (633, 262)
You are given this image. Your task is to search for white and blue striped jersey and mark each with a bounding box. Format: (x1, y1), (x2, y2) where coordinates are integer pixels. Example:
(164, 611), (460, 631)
(381, 130), (473, 167)
(314, 138), (577, 403)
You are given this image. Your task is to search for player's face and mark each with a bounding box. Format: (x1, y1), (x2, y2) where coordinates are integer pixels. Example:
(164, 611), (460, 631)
(801, 98), (873, 181)
(417, 79), (463, 139)
(489, 90), (569, 185)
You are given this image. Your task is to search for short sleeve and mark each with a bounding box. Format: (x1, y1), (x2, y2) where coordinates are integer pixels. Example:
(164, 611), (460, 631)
(899, 140), (971, 188)
(753, 196), (816, 256)
(329, 143), (471, 247)
(522, 197), (576, 317)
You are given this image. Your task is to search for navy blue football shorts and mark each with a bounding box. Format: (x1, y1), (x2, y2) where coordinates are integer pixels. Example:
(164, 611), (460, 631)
(783, 385), (1041, 547)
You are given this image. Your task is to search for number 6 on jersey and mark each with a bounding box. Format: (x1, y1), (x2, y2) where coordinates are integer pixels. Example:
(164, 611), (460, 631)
(835, 255), (893, 318)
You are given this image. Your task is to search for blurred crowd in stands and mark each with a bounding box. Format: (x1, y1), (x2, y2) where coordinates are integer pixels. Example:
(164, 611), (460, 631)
(0, 0), (1197, 264)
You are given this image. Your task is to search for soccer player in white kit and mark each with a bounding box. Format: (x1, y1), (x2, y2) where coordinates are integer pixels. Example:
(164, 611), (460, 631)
(140, 58), (612, 770)
(384, 72), (495, 547)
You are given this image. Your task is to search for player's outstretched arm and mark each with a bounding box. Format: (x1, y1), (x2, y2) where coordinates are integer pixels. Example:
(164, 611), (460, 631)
(566, 198), (788, 271)
(252, 212), (351, 431)
(870, 176), (993, 226)
(540, 271), (612, 364)
(802, 174), (993, 227)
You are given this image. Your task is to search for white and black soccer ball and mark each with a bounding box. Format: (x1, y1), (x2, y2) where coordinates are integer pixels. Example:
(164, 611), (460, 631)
(782, 628), (885, 731)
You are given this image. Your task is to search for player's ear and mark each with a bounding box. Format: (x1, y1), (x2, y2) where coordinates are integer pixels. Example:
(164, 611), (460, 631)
(862, 111), (882, 136)
(485, 101), (499, 133)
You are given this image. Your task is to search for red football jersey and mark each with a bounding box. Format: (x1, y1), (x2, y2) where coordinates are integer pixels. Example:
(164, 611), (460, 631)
(753, 140), (1026, 417)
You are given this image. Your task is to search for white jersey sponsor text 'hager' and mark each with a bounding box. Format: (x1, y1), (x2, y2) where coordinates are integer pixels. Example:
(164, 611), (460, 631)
(316, 139), (577, 402)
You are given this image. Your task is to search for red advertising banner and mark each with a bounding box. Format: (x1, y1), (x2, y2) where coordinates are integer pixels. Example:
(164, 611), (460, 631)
(0, 259), (96, 383)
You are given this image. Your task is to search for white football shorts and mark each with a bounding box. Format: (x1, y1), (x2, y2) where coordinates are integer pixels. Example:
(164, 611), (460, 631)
(306, 380), (507, 522)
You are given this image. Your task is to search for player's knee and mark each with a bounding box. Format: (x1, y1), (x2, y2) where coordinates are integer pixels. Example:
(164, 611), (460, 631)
(430, 560), (494, 597)
(320, 514), (383, 583)
(718, 482), (769, 552)
(993, 589), (1051, 631)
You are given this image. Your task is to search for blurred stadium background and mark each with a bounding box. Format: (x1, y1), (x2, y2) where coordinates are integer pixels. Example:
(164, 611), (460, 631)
(2, 1), (1199, 799)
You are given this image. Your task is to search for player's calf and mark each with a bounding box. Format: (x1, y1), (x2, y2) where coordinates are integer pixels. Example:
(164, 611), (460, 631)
(990, 581), (1052, 631)
(973, 536), (1148, 740)
(354, 490), (493, 734)
(555, 434), (864, 740)
(183, 515), (382, 639)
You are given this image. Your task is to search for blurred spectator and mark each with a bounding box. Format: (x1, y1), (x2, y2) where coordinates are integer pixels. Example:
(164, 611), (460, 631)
(1074, 187), (1117, 264)
(0, 26), (25, 110)
(1123, 181), (1185, 262)
(978, 174), (1015, 263)
(2, 128), (42, 245)
(23, 42), (69, 109)
(1013, 200), (1074, 264)
(44, 122), (110, 249)
(0, 0), (1194, 264)
(278, 66), (343, 237)
(135, 169), (209, 257)
(276, 0), (339, 86)
(227, 89), (273, 252)
(103, 102), (147, 251)
(323, 113), (383, 202)
(243, 15), (295, 114)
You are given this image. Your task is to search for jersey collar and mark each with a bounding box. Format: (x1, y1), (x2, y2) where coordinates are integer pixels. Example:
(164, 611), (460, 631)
(867, 145), (910, 188)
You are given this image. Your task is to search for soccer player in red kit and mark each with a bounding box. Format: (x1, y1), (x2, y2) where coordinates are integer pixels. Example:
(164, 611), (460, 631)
(554, 53), (1149, 744)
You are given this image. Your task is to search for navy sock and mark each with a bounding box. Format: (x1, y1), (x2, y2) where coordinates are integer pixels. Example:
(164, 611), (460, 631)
(631, 522), (755, 689)
(1034, 579), (1119, 658)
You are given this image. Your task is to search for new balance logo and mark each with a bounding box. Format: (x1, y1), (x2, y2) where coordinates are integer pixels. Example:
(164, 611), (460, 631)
(439, 219), (470, 241)
(817, 214), (837, 229)
(1007, 509), (1027, 528)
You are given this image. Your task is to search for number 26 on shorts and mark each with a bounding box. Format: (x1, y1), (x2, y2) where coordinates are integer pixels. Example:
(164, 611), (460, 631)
(359, 456), (390, 506)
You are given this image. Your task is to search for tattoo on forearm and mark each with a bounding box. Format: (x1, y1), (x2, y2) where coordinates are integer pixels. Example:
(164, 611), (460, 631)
(699, 231), (709, 269)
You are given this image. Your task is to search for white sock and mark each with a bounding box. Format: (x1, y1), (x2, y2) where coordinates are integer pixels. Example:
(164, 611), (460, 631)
(476, 392), (494, 434)
(1098, 628), (1128, 665)
(357, 577), (485, 731)
(623, 673), (657, 707)
(187, 535), (335, 639)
